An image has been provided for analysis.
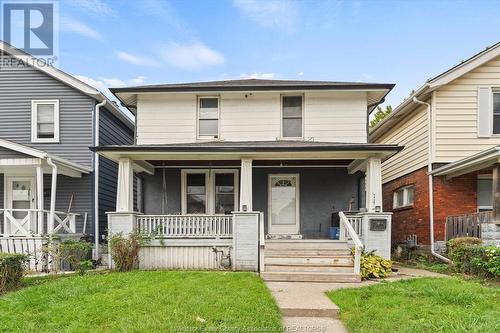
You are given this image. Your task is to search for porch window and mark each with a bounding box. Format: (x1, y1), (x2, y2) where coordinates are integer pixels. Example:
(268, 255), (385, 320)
(185, 173), (208, 214)
(198, 97), (219, 138)
(31, 100), (59, 142)
(282, 96), (303, 138)
(493, 92), (500, 134)
(182, 170), (238, 214)
(393, 185), (414, 209)
(477, 176), (493, 211)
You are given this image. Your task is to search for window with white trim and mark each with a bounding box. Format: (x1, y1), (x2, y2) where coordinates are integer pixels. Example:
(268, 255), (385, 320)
(477, 176), (492, 211)
(493, 92), (500, 134)
(198, 97), (219, 138)
(282, 95), (303, 138)
(182, 170), (238, 214)
(393, 185), (414, 209)
(31, 100), (59, 142)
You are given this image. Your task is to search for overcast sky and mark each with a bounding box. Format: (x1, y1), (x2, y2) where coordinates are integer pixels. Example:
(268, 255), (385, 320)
(44, 0), (500, 111)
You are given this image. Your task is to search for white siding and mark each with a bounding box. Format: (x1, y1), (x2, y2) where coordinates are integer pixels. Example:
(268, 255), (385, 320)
(139, 245), (230, 270)
(136, 92), (369, 144)
(220, 93), (280, 141)
(305, 91), (367, 143)
(378, 104), (428, 183)
(434, 56), (500, 162)
(136, 94), (197, 145)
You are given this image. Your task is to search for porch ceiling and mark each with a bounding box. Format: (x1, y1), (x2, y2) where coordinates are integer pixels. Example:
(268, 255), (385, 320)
(146, 159), (354, 167)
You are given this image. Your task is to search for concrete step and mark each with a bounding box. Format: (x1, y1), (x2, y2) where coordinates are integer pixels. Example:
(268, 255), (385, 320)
(265, 264), (354, 273)
(265, 255), (353, 266)
(262, 271), (361, 283)
(265, 249), (351, 257)
(265, 240), (349, 250)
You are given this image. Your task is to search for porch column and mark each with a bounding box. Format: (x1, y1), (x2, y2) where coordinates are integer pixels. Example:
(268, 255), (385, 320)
(492, 164), (500, 222)
(36, 165), (44, 234)
(239, 158), (253, 211)
(116, 157), (134, 212)
(365, 157), (383, 212)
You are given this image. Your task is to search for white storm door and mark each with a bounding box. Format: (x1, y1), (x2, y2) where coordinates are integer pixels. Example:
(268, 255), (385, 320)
(268, 174), (300, 235)
(5, 177), (36, 235)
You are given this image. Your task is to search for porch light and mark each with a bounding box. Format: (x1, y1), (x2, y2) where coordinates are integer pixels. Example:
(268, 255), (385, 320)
(375, 206), (381, 213)
(242, 205), (248, 212)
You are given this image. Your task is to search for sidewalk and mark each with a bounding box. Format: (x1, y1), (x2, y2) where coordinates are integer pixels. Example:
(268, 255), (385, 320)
(266, 266), (446, 333)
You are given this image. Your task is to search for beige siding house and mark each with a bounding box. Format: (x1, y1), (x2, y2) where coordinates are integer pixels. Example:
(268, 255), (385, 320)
(370, 42), (500, 255)
(96, 79), (401, 282)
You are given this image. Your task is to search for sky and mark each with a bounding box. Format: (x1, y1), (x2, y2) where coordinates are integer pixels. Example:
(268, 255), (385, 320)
(21, 0), (500, 112)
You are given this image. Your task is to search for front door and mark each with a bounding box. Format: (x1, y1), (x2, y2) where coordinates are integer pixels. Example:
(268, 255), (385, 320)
(268, 174), (300, 236)
(4, 177), (36, 235)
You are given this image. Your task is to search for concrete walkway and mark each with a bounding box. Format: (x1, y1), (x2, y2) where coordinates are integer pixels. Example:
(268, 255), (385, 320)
(266, 266), (446, 333)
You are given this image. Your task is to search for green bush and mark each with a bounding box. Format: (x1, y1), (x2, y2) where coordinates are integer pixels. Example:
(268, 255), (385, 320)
(58, 239), (93, 273)
(0, 252), (28, 293)
(109, 233), (144, 272)
(358, 250), (392, 279)
(448, 237), (500, 278)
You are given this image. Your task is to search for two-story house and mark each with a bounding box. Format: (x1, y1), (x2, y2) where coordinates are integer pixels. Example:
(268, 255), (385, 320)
(370, 42), (500, 259)
(95, 79), (401, 282)
(0, 41), (134, 264)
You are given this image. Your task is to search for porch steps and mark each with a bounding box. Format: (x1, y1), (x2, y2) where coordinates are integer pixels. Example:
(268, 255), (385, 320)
(262, 240), (360, 283)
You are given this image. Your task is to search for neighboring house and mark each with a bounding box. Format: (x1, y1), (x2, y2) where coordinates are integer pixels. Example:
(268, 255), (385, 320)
(95, 79), (401, 282)
(0, 42), (134, 263)
(370, 42), (500, 255)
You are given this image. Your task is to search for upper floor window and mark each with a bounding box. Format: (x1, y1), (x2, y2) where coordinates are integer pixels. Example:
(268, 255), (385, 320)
(393, 185), (414, 209)
(493, 92), (500, 134)
(198, 97), (219, 139)
(31, 100), (59, 143)
(282, 96), (303, 138)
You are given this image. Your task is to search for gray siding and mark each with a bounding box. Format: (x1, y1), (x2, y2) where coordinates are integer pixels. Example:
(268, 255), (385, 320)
(0, 54), (94, 168)
(142, 167), (362, 239)
(98, 107), (134, 238)
(0, 146), (31, 159)
(0, 174), (3, 209)
(43, 174), (93, 234)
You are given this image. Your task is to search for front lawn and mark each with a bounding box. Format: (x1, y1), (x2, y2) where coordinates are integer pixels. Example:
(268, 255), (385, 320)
(0, 271), (282, 332)
(328, 277), (500, 333)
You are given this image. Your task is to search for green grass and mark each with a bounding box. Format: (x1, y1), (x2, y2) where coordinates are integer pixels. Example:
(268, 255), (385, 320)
(0, 271), (282, 332)
(328, 277), (500, 333)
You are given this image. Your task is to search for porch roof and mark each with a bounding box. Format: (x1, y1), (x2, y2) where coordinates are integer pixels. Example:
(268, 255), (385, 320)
(93, 141), (402, 174)
(0, 138), (92, 177)
(431, 145), (500, 178)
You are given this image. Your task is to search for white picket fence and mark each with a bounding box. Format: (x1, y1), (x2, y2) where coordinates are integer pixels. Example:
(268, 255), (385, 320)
(137, 215), (233, 239)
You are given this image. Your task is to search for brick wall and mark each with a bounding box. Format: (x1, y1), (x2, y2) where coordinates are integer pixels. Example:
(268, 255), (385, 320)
(383, 166), (479, 246)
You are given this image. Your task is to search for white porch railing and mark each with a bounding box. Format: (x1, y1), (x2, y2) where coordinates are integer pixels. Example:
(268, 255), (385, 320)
(137, 215), (233, 239)
(339, 211), (363, 275)
(0, 209), (78, 236)
(344, 212), (363, 237)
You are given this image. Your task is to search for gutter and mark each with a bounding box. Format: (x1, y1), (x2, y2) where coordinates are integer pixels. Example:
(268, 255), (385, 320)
(94, 99), (107, 260)
(412, 96), (450, 263)
(45, 156), (58, 235)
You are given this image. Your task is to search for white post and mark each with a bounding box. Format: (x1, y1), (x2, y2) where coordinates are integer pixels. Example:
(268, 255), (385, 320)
(116, 157), (134, 212)
(365, 157), (382, 213)
(239, 158), (253, 211)
(36, 165), (44, 234)
(46, 158), (58, 234)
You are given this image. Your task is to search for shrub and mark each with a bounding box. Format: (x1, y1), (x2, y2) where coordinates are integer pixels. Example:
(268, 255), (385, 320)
(0, 253), (28, 293)
(448, 237), (483, 254)
(76, 260), (94, 276)
(109, 233), (144, 272)
(59, 239), (93, 270)
(357, 250), (392, 279)
(447, 237), (483, 272)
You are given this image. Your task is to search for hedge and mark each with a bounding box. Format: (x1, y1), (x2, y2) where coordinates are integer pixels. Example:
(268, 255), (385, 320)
(448, 237), (500, 278)
(0, 252), (27, 293)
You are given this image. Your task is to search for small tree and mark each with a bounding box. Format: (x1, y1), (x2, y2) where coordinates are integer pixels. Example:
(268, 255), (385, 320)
(370, 105), (393, 128)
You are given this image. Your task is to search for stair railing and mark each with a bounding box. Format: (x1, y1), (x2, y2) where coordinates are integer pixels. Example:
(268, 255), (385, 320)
(339, 211), (363, 275)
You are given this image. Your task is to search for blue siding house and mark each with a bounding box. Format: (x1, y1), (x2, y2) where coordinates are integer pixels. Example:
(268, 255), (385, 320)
(0, 41), (134, 260)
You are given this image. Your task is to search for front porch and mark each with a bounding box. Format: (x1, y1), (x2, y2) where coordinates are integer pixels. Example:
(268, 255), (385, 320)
(98, 142), (399, 280)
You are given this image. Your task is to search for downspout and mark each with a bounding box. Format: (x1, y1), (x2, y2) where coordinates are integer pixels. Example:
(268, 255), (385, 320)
(413, 96), (450, 263)
(94, 99), (107, 260)
(45, 157), (57, 235)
